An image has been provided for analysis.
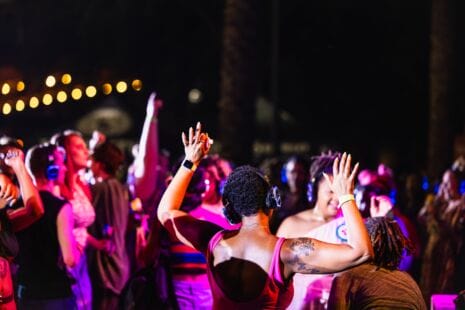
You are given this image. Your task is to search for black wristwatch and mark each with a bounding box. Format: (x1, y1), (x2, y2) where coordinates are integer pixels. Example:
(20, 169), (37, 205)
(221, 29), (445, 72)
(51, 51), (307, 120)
(182, 159), (197, 171)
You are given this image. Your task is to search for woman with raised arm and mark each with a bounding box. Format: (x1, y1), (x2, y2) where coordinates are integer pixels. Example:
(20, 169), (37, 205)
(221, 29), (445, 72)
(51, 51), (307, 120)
(157, 122), (373, 309)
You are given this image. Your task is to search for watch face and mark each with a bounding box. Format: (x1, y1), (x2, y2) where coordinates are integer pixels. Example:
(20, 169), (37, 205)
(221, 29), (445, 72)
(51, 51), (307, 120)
(183, 160), (194, 170)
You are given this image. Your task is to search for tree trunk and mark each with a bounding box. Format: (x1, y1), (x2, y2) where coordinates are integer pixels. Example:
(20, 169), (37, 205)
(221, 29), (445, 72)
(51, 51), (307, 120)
(428, 0), (456, 180)
(218, 0), (259, 165)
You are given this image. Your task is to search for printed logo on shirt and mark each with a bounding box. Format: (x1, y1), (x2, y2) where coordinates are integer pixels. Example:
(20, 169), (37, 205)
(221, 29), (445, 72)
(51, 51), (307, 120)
(336, 222), (348, 242)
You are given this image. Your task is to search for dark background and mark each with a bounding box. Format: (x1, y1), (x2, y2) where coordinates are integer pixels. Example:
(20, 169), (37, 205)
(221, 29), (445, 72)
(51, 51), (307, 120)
(0, 0), (464, 176)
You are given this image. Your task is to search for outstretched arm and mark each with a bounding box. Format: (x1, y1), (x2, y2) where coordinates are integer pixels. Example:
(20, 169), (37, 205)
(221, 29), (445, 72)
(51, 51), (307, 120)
(133, 92), (161, 201)
(281, 153), (373, 277)
(157, 122), (218, 253)
(5, 150), (44, 231)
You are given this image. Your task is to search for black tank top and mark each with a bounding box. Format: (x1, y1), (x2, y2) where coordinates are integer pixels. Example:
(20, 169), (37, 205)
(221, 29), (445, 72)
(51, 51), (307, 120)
(16, 191), (73, 299)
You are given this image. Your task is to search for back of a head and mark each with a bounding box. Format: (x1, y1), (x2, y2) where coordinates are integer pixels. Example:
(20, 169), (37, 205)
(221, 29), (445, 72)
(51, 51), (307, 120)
(222, 165), (273, 224)
(91, 141), (124, 176)
(365, 217), (414, 270)
(26, 143), (59, 181)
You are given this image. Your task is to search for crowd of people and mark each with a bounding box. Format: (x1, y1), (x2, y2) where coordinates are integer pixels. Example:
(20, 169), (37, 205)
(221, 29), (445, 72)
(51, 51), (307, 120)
(0, 92), (463, 309)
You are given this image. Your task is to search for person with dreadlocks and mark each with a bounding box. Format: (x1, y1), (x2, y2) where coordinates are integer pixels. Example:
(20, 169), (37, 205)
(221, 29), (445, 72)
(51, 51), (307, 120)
(277, 151), (349, 309)
(327, 216), (426, 309)
(157, 123), (373, 309)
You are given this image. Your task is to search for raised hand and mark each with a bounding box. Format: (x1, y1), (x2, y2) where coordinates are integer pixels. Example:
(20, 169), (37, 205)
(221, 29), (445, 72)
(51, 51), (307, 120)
(0, 174), (20, 209)
(3, 149), (25, 174)
(369, 195), (393, 217)
(323, 152), (359, 197)
(181, 122), (213, 165)
(146, 92), (163, 119)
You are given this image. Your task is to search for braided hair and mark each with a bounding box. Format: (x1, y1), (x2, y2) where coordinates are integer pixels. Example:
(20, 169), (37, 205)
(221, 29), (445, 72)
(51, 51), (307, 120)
(365, 217), (414, 270)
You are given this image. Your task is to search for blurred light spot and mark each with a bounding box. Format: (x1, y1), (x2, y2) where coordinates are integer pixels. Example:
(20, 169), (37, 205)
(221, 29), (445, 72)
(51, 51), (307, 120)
(71, 88), (82, 100)
(131, 79), (143, 91)
(16, 81), (25, 92)
(45, 75), (56, 87)
(16, 99), (25, 111)
(102, 83), (112, 95)
(61, 74), (72, 85)
(2, 103), (12, 115)
(188, 88), (202, 104)
(1, 83), (11, 95)
(43, 93), (53, 105)
(85, 85), (97, 98)
(116, 81), (127, 93)
(57, 91), (67, 103)
(29, 97), (40, 108)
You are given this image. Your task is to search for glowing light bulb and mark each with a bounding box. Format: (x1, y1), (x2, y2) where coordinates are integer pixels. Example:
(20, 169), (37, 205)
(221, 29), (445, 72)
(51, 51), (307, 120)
(45, 75), (56, 87)
(116, 81), (127, 93)
(29, 97), (40, 108)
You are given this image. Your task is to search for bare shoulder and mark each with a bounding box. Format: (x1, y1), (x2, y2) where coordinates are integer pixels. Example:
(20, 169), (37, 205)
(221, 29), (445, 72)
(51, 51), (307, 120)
(276, 210), (315, 238)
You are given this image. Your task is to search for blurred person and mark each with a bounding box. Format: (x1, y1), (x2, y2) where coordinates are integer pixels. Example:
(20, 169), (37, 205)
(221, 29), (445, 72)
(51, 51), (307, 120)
(258, 157), (284, 194)
(269, 155), (310, 234)
(327, 217), (426, 309)
(128, 92), (164, 217)
(0, 136), (44, 310)
(169, 156), (240, 310)
(157, 123), (373, 309)
(125, 92), (167, 268)
(418, 169), (465, 301)
(120, 92), (178, 310)
(51, 130), (108, 310)
(17, 143), (80, 309)
(355, 170), (421, 273)
(87, 141), (130, 310)
(277, 152), (347, 309)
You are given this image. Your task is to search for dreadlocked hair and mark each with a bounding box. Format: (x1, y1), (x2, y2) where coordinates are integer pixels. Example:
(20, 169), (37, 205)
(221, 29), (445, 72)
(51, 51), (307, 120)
(365, 217), (414, 270)
(308, 151), (341, 203)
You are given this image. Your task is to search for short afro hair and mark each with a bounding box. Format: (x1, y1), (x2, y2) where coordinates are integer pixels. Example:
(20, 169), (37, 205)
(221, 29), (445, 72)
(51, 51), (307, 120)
(222, 165), (271, 222)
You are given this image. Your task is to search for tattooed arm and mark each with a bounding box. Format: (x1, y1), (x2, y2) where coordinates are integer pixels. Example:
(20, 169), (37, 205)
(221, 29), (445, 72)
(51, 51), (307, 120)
(281, 153), (373, 279)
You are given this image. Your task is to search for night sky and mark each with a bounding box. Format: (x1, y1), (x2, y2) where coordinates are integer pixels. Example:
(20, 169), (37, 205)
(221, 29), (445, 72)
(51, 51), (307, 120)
(1, 0), (464, 175)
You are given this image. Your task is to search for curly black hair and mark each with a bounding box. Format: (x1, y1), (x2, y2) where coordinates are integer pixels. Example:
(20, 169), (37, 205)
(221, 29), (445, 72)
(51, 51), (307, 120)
(365, 217), (414, 270)
(308, 151), (340, 204)
(222, 165), (272, 224)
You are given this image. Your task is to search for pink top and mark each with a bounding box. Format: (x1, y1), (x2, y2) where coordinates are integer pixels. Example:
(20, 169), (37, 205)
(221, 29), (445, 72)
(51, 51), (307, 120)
(206, 232), (293, 310)
(70, 184), (95, 248)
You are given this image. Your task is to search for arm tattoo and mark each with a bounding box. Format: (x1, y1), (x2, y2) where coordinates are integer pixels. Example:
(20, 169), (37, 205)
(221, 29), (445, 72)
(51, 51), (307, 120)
(288, 238), (321, 273)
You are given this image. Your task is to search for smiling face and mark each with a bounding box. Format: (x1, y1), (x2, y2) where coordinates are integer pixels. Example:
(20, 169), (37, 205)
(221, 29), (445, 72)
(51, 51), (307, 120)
(314, 175), (339, 219)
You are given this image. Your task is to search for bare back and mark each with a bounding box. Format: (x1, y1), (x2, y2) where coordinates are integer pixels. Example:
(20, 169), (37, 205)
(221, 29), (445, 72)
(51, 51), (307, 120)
(211, 230), (281, 301)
